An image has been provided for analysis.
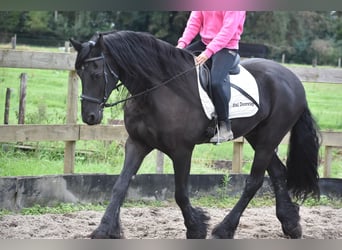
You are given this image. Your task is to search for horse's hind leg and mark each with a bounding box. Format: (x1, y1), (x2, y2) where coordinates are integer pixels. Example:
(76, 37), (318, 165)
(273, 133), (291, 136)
(267, 153), (302, 238)
(171, 148), (210, 239)
(90, 137), (152, 239)
(211, 146), (275, 238)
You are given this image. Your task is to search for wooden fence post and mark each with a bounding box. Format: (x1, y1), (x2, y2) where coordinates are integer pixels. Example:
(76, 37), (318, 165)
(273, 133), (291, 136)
(156, 150), (164, 174)
(18, 73), (27, 124)
(11, 34), (16, 49)
(64, 41), (70, 53)
(281, 53), (285, 64)
(312, 57), (317, 67)
(324, 146), (333, 178)
(232, 137), (244, 173)
(64, 70), (78, 174)
(4, 88), (12, 124)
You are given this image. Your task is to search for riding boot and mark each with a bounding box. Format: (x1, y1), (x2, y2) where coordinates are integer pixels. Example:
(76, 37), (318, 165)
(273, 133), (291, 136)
(209, 120), (234, 143)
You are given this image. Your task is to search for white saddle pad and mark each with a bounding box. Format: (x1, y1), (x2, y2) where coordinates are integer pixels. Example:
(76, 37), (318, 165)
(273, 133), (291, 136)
(196, 65), (259, 120)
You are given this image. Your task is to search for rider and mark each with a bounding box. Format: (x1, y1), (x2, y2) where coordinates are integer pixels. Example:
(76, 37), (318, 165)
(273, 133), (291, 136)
(177, 11), (246, 143)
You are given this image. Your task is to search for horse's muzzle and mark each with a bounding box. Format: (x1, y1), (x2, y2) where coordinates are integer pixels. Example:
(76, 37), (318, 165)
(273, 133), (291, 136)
(82, 110), (103, 125)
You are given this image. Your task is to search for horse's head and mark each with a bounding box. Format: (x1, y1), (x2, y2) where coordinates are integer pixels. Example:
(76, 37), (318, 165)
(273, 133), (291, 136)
(70, 34), (119, 125)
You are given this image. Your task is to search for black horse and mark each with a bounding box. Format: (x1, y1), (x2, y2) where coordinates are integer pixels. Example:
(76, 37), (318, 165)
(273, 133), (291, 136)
(70, 30), (320, 239)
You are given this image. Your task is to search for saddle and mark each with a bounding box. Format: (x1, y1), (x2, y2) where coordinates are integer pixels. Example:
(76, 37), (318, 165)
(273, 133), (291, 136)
(198, 54), (259, 110)
(199, 54), (241, 98)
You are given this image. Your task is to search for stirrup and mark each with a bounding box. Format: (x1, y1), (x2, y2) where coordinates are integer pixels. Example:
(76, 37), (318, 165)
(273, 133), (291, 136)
(209, 126), (234, 144)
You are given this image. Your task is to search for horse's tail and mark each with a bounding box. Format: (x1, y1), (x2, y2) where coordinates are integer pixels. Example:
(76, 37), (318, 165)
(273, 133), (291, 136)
(286, 107), (321, 201)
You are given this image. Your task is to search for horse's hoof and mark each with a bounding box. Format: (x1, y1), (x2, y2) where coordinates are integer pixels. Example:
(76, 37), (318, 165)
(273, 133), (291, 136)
(209, 234), (221, 239)
(282, 223), (302, 239)
(89, 228), (124, 239)
(211, 226), (235, 239)
(186, 230), (207, 239)
(210, 233), (234, 239)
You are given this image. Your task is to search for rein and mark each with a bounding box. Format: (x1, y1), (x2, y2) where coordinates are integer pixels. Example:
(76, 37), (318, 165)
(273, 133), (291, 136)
(104, 64), (197, 107)
(82, 53), (197, 108)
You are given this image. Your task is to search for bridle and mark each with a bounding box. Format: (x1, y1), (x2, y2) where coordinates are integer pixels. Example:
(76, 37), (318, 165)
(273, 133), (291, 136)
(80, 50), (197, 108)
(80, 52), (120, 108)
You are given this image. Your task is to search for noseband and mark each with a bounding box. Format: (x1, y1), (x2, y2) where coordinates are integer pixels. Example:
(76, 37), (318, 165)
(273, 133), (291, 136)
(80, 53), (120, 108)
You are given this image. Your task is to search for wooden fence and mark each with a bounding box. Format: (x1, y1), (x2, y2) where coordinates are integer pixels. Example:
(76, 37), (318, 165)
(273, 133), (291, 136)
(1, 49), (342, 177)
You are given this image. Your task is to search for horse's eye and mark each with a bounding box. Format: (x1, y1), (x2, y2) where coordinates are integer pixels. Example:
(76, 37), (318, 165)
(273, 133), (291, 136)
(92, 72), (102, 80)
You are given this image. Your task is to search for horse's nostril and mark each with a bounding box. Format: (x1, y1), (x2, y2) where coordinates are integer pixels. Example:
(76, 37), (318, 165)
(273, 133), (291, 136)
(82, 109), (102, 125)
(88, 113), (96, 123)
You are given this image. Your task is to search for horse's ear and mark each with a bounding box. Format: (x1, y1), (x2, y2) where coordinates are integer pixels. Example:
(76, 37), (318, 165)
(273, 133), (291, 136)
(97, 34), (105, 50)
(69, 38), (82, 52)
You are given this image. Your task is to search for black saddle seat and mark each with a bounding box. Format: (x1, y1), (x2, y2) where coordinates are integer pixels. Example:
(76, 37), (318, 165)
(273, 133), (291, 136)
(199, 53), (240, 95)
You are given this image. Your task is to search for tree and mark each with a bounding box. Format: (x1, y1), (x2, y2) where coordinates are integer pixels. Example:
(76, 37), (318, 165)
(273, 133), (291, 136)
(243, 11), (340, 64)
(0, 11), (25, 42)
(0, 11), (340, 65)
(110, 11), (188, 44)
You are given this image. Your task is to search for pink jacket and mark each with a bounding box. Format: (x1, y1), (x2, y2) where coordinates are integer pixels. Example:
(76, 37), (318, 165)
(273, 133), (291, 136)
(177, 11), (246, 58)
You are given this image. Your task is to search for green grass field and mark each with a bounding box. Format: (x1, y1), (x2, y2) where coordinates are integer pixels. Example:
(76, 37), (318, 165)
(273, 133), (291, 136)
(0, 59), (342, 177)
(305, 82), (342, 130)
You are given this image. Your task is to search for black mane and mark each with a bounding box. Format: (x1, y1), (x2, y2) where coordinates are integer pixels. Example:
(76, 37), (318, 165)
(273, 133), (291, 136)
(102, 31), (195, 82)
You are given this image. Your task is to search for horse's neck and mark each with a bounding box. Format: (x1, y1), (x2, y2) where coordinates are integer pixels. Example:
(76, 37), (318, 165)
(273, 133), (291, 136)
(117, 49), (198, 102)
(121, 76), (151, 96)
(120, 67), (165, 95)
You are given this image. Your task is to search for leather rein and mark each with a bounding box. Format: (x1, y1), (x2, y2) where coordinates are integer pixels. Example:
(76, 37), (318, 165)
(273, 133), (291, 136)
(80, 53), (196, 108)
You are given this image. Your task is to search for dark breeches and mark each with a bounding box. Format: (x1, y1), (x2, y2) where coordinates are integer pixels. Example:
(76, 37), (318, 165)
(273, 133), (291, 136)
(186, 40), (238, 124)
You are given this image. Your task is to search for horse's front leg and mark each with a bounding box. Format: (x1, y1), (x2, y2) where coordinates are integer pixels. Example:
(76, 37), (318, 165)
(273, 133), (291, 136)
(90, 137), (152, 239)
(171, 148), (210, 239)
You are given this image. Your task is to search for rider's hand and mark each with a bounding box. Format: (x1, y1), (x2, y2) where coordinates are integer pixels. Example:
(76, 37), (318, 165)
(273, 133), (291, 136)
(195, 52), (208, 65)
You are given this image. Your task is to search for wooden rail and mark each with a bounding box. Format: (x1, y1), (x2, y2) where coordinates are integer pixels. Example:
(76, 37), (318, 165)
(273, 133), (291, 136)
(0, 124), (128, 142)
(288, 66), (342, 84)
(0, 124), (340, 177)
(1, 49), (78, 174)
(0, 49), (76, 70)
(231, 132), (342, 178)
(1, 49), (342, 177)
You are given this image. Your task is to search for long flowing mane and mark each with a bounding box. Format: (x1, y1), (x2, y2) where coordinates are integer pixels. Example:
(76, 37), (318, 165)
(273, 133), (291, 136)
(103, 31), (195, 82)
(101, 31), (201, 104)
